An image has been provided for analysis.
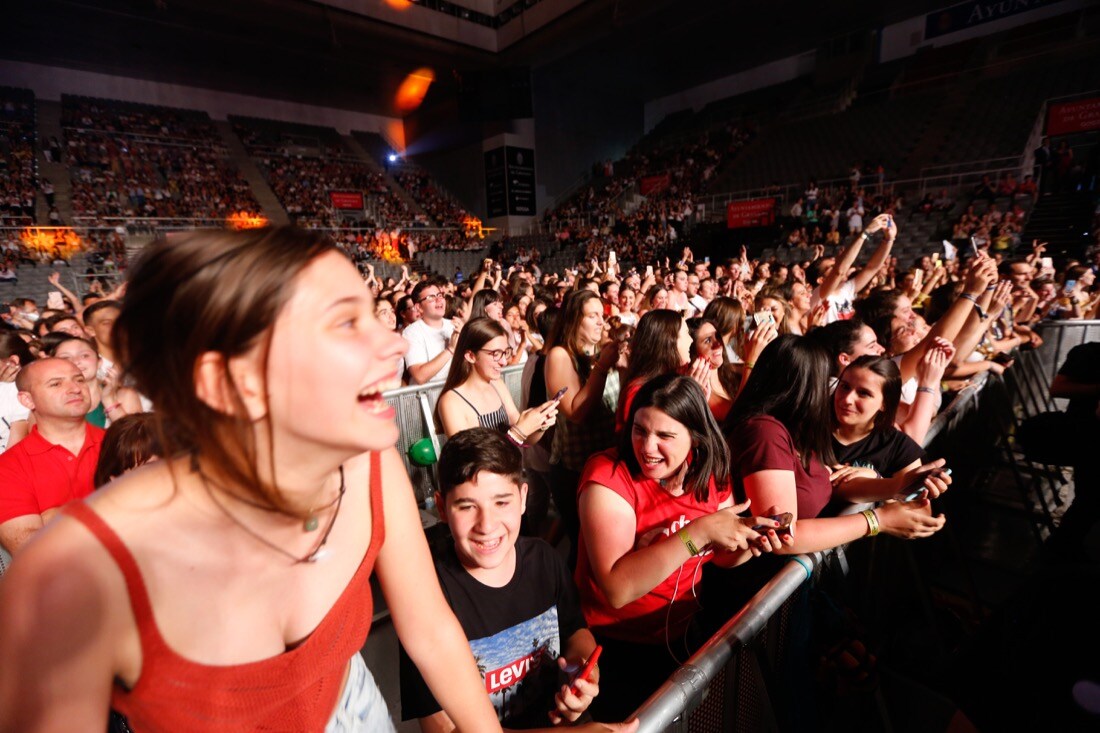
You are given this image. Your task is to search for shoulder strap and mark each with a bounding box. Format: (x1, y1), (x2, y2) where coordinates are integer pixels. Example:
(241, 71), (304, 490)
(63, 502), (161, 648)
(367, 451), (385, 557)
(449, 389), (482, 417)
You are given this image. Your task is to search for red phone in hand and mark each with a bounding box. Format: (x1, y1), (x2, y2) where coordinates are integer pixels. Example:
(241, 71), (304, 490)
(568, 646), (602, 696)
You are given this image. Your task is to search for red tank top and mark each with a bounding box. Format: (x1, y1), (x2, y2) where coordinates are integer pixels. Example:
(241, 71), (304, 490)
(64, 453), (385, 732)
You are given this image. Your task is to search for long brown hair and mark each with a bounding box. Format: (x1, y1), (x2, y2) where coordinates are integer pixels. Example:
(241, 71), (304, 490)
(619, 310), (684, 393)
(114, 226), (338, 517)
(546, 289), (600, 381)
(703, 297), (746, 358)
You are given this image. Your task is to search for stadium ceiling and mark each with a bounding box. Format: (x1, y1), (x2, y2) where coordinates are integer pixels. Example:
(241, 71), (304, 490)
(3, 0), (948, 116)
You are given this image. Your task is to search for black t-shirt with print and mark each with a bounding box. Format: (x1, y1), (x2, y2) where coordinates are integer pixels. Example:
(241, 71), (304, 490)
(832, 428), (924, 478)
(399, 536), (587, 728)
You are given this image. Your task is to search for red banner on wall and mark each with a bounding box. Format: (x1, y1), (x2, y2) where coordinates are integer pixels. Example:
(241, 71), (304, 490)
(1047, 98), (1100, 137)
(640, 173), (671, 196)
(726, 198), (776, 229)
(330, 191), (365, 210)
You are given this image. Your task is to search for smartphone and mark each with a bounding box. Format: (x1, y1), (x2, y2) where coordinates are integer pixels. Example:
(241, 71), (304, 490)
(552, 385), (568, 401)
(969, 237), (980, 258)
(1063, 280), (1077, 294)
(931, 252), (940, 263)
(1040, 257), (1053, 271)
(753, 311), (775, 327)
(704, 256), (710, 264)
(753, 512), (794, 535)
(568, 646), (603, 695)
(899, 468), (952, 502)
(46, 290), (64, 310)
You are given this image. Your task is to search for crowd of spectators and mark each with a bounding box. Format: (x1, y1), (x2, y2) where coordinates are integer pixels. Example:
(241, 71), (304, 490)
(1, 205), (1097, 730)
(545, 123), (753, 261)
(63, 98), (260, 223)
(781, 178), (904, 248)
(0, 89), (37, 225)
(395, 168), (471, 226)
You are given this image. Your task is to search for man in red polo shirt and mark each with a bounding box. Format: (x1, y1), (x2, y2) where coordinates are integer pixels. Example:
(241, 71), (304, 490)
(0, 358), (104, 554)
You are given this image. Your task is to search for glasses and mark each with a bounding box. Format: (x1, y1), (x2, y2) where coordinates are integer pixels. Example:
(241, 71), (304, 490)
(479, 347), (514, 362)
(417, 292), (445, 304)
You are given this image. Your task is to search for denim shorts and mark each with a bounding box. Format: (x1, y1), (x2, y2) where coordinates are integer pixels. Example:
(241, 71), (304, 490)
(325, 654), (396, 733)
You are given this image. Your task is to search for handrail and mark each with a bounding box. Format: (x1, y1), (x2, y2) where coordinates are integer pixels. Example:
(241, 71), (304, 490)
(920, 156), (1021, 177)
(62, 126), (223, 149)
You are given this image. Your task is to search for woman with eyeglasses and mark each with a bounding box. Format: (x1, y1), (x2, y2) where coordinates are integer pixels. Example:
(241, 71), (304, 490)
(437, 318), (560, 444)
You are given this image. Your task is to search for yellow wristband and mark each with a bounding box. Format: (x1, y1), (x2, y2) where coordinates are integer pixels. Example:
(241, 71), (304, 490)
(861, 509), (880, 537)
(677, 527), (701, 556)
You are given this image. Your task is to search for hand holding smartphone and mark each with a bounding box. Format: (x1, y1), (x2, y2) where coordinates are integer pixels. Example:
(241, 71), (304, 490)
(898, 467), (951, 502)
(753, 311), (775, 328)
(753, 512), (793, 535)
(568, 646), (602, 696)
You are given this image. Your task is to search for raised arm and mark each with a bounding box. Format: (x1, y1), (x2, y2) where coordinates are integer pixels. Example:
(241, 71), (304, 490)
(545, 345), (617, 423)
(898, 256), (997, 379)
(819, 217), (879, 300)
(48, 271), (85, 321)
(849, 217), (896, 294)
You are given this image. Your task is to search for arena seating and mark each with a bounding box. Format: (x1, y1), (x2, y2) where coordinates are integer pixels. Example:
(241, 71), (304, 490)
(232, 116), (413, 228)
(62, 96), (260, 224)
(0, 87), (37, 225)
(394, 167), (472, 227)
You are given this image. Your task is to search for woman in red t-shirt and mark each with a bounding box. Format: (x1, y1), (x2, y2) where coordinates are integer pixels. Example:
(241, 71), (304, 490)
(577, 374), (789, 720)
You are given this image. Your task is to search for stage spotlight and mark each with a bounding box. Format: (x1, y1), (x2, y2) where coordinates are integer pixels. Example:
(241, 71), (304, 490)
(389, 154), (398, 163)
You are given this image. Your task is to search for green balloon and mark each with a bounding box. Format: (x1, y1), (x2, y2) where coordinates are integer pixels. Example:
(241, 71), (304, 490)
(407, 437), (437, 467)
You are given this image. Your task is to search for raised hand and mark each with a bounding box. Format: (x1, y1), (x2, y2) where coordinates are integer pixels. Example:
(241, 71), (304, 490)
(744, 320), (778, 364)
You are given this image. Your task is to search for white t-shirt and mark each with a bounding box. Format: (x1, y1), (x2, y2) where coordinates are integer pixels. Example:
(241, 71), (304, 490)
(402, 318), (455, 382)
(810, 279), (858, 324)
(0, 382), (30, 453)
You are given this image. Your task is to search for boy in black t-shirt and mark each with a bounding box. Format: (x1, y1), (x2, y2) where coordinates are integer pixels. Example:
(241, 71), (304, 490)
(399, 428), (602, 730)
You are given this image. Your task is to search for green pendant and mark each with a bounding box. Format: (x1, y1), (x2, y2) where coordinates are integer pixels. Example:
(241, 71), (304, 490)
(304, 515), (319, 532)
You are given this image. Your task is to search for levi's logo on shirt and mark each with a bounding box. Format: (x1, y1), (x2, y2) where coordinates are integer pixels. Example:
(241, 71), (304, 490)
(485, 650), (546, 694)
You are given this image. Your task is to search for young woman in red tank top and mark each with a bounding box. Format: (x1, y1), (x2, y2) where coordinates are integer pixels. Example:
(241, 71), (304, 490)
(0, 228), (507, 732)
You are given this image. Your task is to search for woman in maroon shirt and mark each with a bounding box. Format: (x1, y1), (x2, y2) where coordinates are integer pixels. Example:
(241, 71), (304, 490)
(704, 335), (946, 627)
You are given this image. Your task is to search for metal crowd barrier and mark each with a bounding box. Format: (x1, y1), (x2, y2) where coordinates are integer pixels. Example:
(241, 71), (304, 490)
(628, 375), (994, 731)
(382, 364), (526, 504)
(1031, 320), (1100, 409)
